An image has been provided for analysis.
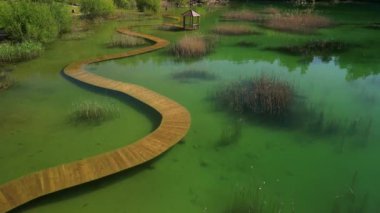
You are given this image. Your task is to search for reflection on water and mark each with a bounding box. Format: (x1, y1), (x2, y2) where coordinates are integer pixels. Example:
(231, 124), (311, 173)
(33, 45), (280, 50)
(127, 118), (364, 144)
(87, 49), (379, 212)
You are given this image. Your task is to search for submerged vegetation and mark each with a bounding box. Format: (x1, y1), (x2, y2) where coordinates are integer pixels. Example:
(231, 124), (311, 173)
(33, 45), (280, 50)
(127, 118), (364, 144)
(216, 120), (242, 148)
(214, 76), (294, 118)
(331, 171), (370, 213)
(172, 70), (216, 81)
(171, 35), (217, 58)
(0, 71), (14, 91)
(0, 41), (43, 63)
(269, 40), (350, 60)
(213, 25), (256, 35)
(70, 101), (119, 124)
(108, 34), (146, 48)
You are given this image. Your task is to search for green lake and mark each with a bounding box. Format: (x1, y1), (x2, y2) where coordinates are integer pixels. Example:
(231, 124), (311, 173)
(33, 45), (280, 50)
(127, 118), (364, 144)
(1, 2), (380, 213)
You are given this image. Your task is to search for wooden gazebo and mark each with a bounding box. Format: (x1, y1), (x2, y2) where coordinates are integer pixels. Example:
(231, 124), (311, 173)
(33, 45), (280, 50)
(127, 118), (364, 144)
(182, 10), (200, 30)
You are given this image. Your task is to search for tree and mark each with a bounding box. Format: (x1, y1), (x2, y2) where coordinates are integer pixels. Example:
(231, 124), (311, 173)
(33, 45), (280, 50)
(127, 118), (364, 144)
(80, 0), (116, 18)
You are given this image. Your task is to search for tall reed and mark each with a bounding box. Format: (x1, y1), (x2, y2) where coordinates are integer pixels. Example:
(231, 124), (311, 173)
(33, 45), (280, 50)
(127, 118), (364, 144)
(171, 35), (216, 58)
(70, 101), (119, 124)
(222, 10), (258, 21)
(213, 25), (255, 35)
(214, 76), (294, 117)
(264, 13), (332, 33)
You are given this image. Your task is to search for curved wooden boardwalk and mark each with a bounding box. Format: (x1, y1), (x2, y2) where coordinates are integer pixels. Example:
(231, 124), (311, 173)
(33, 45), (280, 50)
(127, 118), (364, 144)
(0, 29), (191, 212)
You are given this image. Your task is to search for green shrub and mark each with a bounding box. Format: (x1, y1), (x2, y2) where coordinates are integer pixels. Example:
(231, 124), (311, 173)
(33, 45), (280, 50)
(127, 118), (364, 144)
(50, 3), (72, 34)
(107, 34), (146, 48)
(80, 0), (116, 18)
(136, 0), (160, 13)
(0, 1), (72, 43)
(0, 1), (57, 42)
(0, 41), (43, 63)
(113, 0), (136, 9)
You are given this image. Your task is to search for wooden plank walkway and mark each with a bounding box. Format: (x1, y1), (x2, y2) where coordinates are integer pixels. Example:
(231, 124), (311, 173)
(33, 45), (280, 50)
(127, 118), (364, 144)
(0, 29), (191, 212)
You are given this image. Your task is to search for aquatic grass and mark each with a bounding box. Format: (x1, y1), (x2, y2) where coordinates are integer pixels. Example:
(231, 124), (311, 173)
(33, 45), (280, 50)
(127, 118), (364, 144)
(172, 70), (216, 81)
(264, 13), (333, 33)
(171, 35), (216, 58)
(70, 101), (119, 124)
(216, 121), (242, 148)
(226, 186), (283, 213)
(214, 75), (294, 117)
(0, 71), (14, 91)
(107, 34), (146, 48)
(222, 10), (258, 21)
(212, 25), (256, 35)
(0, 41), (43, 63)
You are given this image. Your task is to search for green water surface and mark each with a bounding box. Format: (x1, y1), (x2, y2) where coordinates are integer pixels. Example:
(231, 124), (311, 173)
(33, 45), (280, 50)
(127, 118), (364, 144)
(1, 2), (380, 213)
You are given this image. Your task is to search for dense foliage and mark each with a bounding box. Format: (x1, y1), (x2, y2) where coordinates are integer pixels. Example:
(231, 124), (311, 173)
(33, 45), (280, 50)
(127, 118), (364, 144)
(80, 0), (116, 18)
(113, 0), (136, 9)
(135, 0), (160, 12)
(0, 1), (71, 43)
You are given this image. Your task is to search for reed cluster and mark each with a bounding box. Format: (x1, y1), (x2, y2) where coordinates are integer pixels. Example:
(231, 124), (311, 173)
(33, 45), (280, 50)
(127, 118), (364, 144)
(213, 25), (255, 35)
(171, 35), (216, 58)
(222, 10), (258, 21)
(70, 101), (119, 124)
(214, 76), (294, 117)
(264, 13), (332, 33)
